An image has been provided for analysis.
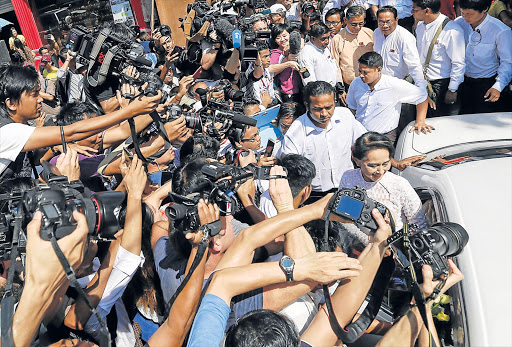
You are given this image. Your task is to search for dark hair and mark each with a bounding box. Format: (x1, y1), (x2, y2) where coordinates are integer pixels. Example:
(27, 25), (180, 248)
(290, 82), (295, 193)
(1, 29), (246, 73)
(276, 154), (315, 197)
(325, 8), (344, 21)
(270, 24), (290, 49)
(38, 46), (48, 55)
(412, 0), (442, 12)
(304, 81), (335, 106)
(358, 51), (383, 69)
(346, 5), (366, 19)
(56, 101), (102, 126)
(256, 40), (270, 52)
(243, 98), (261, 116)
(377, 5), (398, 18)
(13, 38), (24, 50)
(277, 101), (303, 121)
(179, 133), (220, 164)
(309, 22), (330, 38)
(458, 0), (492, 11)
(225, 309), (300, 347)
(308, 11), (321, 22)
(9, 27), (16, 35)
(9, 51), (25, 66)
(172, 158), (211, 195)
(352, 132), (395, 160)
(0, 65), (39, 118)
(98, 22), (135, 41)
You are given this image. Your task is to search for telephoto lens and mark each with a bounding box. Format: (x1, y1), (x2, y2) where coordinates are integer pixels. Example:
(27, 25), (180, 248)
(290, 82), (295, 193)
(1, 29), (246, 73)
(421, 222), (469, 258)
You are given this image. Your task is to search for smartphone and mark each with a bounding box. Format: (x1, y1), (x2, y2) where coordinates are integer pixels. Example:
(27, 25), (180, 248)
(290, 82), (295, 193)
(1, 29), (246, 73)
(192, 66), (203, 80)
(44, 34), (53, 40)
(264, 138), (275, 157)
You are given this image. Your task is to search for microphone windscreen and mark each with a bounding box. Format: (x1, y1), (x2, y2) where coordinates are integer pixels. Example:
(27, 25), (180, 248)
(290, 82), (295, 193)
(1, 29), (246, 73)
(289, 31), (302, 55)
(231, 113), (257, 126)
(214, 18), (234, 48)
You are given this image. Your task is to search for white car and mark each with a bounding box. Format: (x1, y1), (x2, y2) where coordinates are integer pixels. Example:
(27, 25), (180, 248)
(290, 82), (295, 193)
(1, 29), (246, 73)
(393, 113), (512, 347)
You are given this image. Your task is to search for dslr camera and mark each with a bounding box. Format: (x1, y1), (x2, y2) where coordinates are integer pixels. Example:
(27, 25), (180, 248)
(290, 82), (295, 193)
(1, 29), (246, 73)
(387, 223), (468, 282)
(328, 187), (388, 232)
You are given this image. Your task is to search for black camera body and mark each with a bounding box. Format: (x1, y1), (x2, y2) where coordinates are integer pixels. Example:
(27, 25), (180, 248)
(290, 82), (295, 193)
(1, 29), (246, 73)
(387, 223), (469, 282)
(301, 1), (316, 14)
(329, 187), (388, 232)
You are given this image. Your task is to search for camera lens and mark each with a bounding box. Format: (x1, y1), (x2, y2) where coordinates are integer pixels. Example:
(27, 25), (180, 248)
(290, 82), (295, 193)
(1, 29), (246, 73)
(166, 204), (189, 220)
(427, 222), (469, 257)
(88, 192), (125, 239)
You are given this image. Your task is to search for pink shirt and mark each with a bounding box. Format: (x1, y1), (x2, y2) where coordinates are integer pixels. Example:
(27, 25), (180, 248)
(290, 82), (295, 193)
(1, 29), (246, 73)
(270, 49), (301, 95)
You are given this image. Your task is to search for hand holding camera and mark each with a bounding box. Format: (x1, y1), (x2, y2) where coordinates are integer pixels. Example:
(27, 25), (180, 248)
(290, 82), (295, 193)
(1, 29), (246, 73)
(186, 199), (221, 245)
(269, 165), (294, 213)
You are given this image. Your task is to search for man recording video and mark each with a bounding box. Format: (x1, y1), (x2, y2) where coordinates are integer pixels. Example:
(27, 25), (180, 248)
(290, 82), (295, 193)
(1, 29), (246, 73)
(0, 65), (161, 182)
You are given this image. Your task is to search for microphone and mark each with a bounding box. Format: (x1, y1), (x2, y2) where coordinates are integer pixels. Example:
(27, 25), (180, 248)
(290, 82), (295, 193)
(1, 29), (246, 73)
(230, 112), (257, 127)
(214, 18), (235, 48)
(289, 31), (302, 55)
(133, 55), (153, 67)
(233, 29), (242, 49)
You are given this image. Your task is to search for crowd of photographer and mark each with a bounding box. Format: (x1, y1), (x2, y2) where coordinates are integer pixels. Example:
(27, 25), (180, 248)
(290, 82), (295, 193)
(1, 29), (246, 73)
(1, 0), (507, 344)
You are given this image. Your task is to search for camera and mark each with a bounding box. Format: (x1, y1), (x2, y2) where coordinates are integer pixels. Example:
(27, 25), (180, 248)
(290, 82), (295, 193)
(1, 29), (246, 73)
(0, 175), (125, 261)
(216, 79), (245, 101)
(387, 223), (469, 282)
(301, 1), (316, 14)
(166, 162), (253, 233)
(156, 24), (172, 37)
(328, 187), (388, 232)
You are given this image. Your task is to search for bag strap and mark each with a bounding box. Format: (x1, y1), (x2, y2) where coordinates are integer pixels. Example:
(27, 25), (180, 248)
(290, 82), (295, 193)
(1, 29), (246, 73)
(424, 18), (450, 73)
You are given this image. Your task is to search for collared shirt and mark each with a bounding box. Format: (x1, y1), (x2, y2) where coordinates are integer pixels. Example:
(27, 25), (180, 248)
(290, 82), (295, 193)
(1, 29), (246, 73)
(347, 74), (427, 133)
(367, 0), (413, 19)
(374, 25), (427, 89)
(455, 14), (512, 92)
(322, 0), (353, 22)
(298, 42), (339, 86)
(244, 66), (276, 105)
(415, 14), (466, 91)
(277, 108), (367, 192)
(286, 2), (300, 21)
(331, 27), (374, 85)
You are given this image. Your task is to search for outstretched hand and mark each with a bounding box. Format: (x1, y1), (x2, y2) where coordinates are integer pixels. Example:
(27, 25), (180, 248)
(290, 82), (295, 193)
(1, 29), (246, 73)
(269, 165), (294, 213)
(121, 154), (147, 198)
(294, 252), (362, 284)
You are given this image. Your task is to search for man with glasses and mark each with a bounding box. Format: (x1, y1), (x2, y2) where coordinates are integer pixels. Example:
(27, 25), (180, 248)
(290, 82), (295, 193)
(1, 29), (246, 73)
(325, 8), (344, 38)
(298, 23), (339, 87)
(373, 6), (427, 90)
(331, 6), (374, 91)
(369, 0), (416, 32)
(413, 0), (466, 117)
(252, 15), (271, 43)
(455, 0), (512, 113)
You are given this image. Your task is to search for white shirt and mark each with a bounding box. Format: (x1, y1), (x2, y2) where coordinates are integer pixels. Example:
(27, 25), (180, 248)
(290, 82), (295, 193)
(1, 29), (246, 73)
(415, 14), (466, 91)
(455, 14), (512, 92)
(298, 42), (339, 86)
(0, 122), (35, 176)
(347, 74), (427, 133)
(245, 66), (276, 105)
(374, 25), (427, 89)
(286, 2), (300, 21)
(259, 190), (278, 218)
(322, 0), (352, 21)
(367, 0), (413, 19)
(277, 108), (367, 192)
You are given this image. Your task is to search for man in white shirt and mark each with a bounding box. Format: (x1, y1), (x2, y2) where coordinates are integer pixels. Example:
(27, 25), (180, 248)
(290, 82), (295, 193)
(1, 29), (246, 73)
(277, 0), (301, 21)
(455, 0), (512, 114)
(373, 6), (427, 90)
(347, 52), (433, 142)
(298, 23), (339, 87)
(369, 0), (416, 32)
(244, 41), (277, 108)
(413, 0), (466, 117)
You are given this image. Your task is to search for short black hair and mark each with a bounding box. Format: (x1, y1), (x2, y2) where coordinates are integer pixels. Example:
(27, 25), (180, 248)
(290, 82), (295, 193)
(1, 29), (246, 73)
(459, 0), (492, 11)
(276, 154), (316, 197)
(9, 51), (25, 66)
(256, 40), (270, 52)
(377, 5), (398, 19)
(38, 46), (48, 55)
(57, 101), (102, 126)
(270, 24), (290, 49)
(172, 158), (211, 195)
(225, 309), (300, 347)
(277, 101), (303, 121)
(309, 22), (329, 38)
(358, 51), (383, 69)
(325, 7), (344, 21)
(243, 98), (261, 116)
(352, 132), (395, 160)
(412, 0), (442, 12)
(0, 65), (39, 118)
(346, 5), (366, 19)
(304, 81), (335, 106)
(179, 133), (220, 164)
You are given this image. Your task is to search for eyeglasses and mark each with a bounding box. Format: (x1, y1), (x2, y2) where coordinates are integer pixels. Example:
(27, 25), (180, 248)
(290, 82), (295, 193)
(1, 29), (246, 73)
(241, 133), (261, 142)
(469, 29), (481, 46)
(378, 20), (395, 27)
(349, 21), (365, 27)
(325, 20), (340, 27)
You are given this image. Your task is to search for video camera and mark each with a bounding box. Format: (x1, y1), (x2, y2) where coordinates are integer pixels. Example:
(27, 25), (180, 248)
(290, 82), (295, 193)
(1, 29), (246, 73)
(0, 173), (125, 262)
(166, 162), (254, 233)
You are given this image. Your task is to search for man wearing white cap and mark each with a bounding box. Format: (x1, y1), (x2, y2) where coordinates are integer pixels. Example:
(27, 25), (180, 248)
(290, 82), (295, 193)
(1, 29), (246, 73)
(270, 4), (287, 25)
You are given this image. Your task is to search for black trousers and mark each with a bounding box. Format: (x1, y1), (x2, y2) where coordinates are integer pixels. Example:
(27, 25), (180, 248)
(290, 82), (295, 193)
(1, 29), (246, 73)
(398, 16), (415, 34)
(428, 78), (460, 117)
(459, 75), (501, 114)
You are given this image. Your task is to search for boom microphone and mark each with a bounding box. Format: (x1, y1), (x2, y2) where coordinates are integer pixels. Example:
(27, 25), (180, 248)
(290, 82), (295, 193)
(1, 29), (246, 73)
(289, 31), (301, 55)
(214, 18), (235, 49)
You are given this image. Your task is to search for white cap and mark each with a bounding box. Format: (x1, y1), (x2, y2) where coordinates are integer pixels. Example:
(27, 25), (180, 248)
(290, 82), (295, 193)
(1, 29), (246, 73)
(270, 4), (286, 14)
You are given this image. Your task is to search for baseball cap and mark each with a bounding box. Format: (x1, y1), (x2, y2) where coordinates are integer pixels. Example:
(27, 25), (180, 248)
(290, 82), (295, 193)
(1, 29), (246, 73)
(270, 4), (286, 14)
(40, 54), (51, 64)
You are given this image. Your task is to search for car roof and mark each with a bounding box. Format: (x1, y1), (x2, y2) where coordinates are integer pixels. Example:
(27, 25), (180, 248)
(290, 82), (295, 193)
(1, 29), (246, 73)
(397, 113), (512, 157)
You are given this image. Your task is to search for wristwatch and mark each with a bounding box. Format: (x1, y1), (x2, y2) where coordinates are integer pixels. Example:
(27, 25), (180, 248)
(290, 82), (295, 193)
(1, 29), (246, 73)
(279, 255), (295, 282)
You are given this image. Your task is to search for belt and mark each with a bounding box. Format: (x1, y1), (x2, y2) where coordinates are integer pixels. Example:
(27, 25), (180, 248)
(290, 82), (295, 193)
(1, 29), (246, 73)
(464, 75), (496, 82)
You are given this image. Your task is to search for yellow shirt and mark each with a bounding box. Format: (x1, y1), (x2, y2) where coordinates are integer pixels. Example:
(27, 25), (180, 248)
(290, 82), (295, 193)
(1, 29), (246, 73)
(330, 27), (374, 85)
(489, 0), (507, 18)
(43, 67), (58, 81)
(9, 35), (26, 50)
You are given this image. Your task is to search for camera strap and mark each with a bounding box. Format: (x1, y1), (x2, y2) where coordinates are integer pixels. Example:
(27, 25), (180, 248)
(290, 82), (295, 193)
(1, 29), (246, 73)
(128, 110), (171, 164)
(0, 208), (23, 347)
(49, 232), (111, 347)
